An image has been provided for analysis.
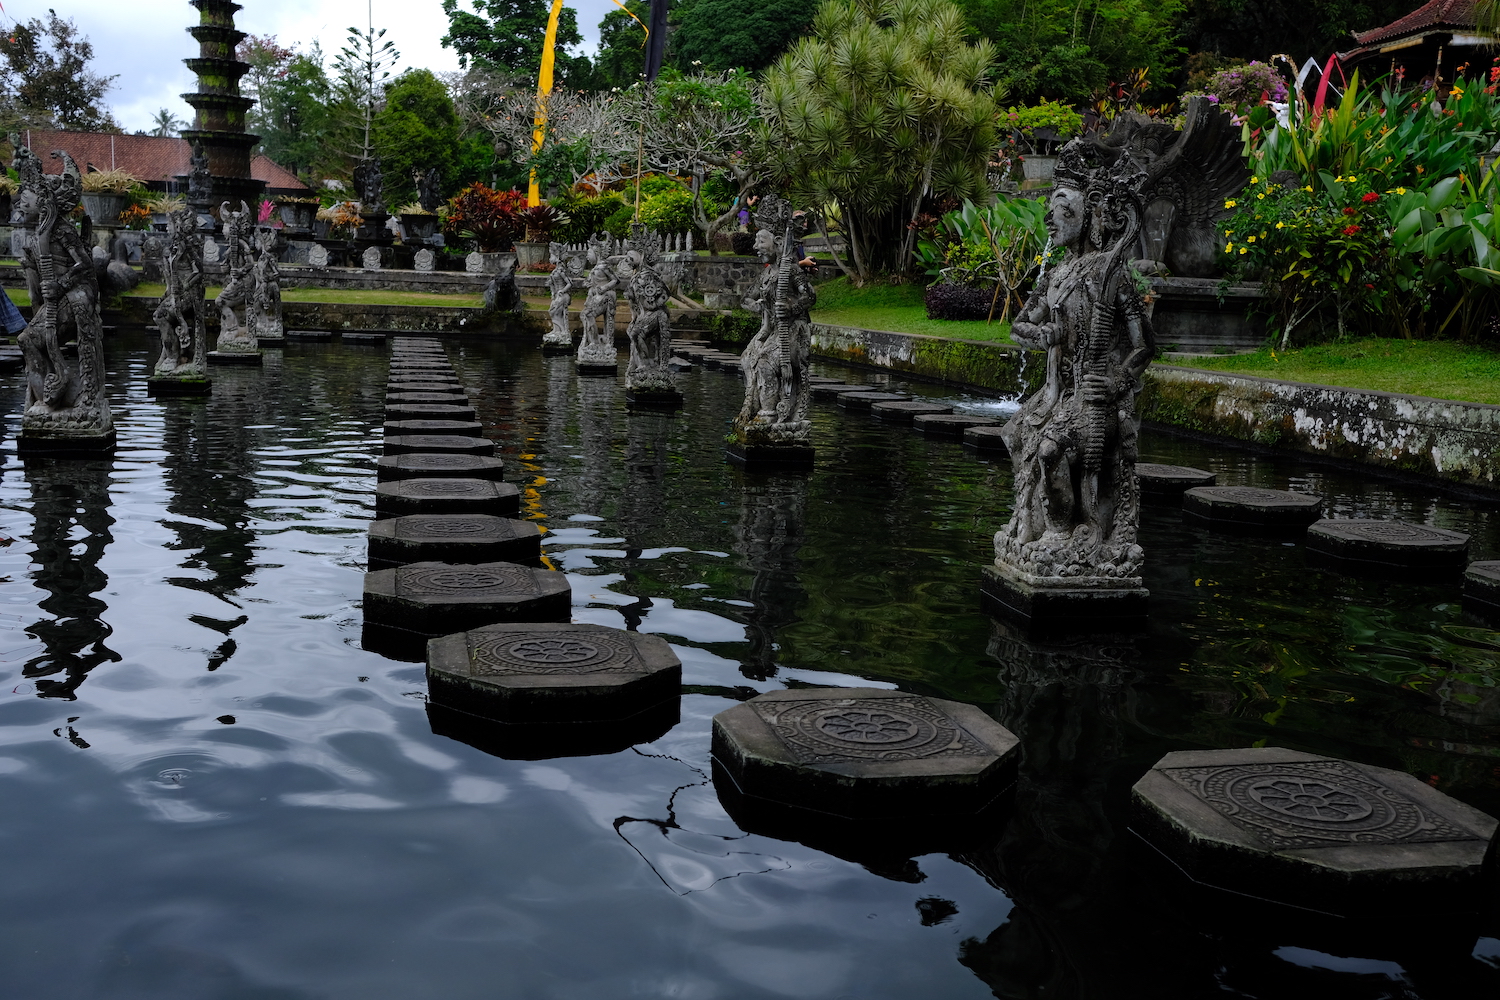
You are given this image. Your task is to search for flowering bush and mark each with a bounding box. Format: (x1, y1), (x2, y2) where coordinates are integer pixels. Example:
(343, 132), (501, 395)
(1186, 61), (1289, 116)
(117, 203), (153, 231)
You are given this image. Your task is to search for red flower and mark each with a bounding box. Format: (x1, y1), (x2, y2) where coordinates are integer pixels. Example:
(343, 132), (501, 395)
(1361, 191), (1380, 203)
(1342, 224), (1361, 235)
(1342, 206), (1358, 215)
(1364, 283), (1375, 289)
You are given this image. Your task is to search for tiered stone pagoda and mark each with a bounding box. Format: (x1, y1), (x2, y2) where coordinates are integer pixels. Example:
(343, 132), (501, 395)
(179, 0), (264, 214)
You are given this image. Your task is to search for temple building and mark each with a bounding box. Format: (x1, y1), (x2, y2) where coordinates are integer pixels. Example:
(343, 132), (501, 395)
(1340, 0), (1497, 82)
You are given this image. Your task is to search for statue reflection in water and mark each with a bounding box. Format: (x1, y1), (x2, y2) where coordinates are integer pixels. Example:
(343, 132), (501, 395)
(574, 373), (616, 515)
(21, 456), (120, 700)
(731, 472), (808, 682)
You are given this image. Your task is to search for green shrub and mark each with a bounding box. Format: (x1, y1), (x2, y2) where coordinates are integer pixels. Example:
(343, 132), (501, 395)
(554, 192), (625, 242)
(602, 204), (636, 238)
(640, 188), (698, 234)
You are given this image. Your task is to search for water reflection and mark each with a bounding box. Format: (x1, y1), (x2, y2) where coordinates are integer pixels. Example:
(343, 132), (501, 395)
(576, 373), (616, 513)
(732, 472), (808, 682)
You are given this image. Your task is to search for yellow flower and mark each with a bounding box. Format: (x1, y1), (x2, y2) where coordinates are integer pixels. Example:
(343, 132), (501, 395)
(1396, 187), (1406, 195)
(1276, 221), (1284, 229)
(1224, 243), (1233, 253)
(1257, 193), (1266, 200)
(1347, 175), (1357, 181)
(1251, 176), (1259, 184)
(1239, 247), (1248, 254)
(1224, 199), (1237, 208)
(1303, 185), (1313, 192)
(1247, 235), (1256, 243)
(1334, 175), (1344, 182)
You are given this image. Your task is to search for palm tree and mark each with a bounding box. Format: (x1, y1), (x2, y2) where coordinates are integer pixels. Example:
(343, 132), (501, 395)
(151, 107), (186, 138)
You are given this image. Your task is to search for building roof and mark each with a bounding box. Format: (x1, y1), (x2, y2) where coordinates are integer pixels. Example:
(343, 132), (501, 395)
(15, 129), (312, 194)
(1353, 0), (1479, 47)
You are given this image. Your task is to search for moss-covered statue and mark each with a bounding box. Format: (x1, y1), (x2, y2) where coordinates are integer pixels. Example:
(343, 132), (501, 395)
(149, 206), (210, 393)
(986, 99), (1246, 627)
(250, 227), (283, 343)
(12, 144), (114, 451)
(213, 200), (260, 358)
(726, 195), (816, 467)
(622, 223), (679, 404)
(576, 234), (620, 373)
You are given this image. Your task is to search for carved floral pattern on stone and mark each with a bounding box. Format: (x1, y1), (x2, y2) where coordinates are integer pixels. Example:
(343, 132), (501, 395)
(468, 630), (639, 676)
(752, 696), (991, 764)
(395, 564), (540, 598)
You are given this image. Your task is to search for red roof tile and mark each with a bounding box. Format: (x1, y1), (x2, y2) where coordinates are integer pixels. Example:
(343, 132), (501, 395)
(16, 129), (311, 194)
(1354, 0), (1480, 46)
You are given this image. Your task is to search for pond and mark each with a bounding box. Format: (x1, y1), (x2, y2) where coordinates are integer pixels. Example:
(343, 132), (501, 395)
(0, 332), (1496, 999)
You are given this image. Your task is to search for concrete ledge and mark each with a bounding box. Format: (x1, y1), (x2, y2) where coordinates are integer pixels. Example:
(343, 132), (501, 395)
(810, 323), (1043, 396)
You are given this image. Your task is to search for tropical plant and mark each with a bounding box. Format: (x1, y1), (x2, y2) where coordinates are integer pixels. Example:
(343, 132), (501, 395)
(639, 187), (698, 234)
(145, 194), (184, 214)
(914, 196), (1050, 320)
(1002, 99), (1082, 152)
(80, 169), (139, 194)
(374, 68), (464, 207)
(1183, 60), (1289, 116)
(552, 191), (627, 241)
(444, 183), (526, 251)
(762, 0), (1001, 282)
(518, 203), (567, 241)
(117, 203), (152, 231)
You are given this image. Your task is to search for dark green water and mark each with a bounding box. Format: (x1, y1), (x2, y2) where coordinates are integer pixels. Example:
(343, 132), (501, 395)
(0, 332), (1494, 999)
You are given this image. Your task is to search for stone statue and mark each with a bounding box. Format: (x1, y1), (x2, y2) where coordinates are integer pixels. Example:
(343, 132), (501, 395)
(542, 242), (576, 350)
(482, 255), (522, 315)
(727, 196), (815, 465)
(251, 228), (283, 342)
(576, 235), (619, 371)
(213, 200), (259, 355)
(11, 143), (114, 450)
(151, 206), (208, 383)
(187, 142), (212, 213)
(353, 158), (385, 216)
(415, 167), (441, 213)
(623, 223), (677, 401)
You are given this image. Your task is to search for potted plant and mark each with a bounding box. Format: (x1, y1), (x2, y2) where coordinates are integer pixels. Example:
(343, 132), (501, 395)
(444, 184), (524, 271)
(80, 169), (140, 224)
(1003, 100), (1083, 186)
(514, 204), (567, 268)
(276, 196), (320, 234)
(145, 194), (185, 229)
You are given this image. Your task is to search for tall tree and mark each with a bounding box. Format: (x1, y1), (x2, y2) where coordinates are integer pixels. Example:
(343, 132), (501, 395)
(332, 21), (400, 171)
(592, 1), (649, 89)
(150, 108), (187, 138)
(670, 0), (817, 74)
(258, 48), (338, 178)
(440, 0), (589, 80)
(0, 10), (117, 132)
(375, 69), (464, 206)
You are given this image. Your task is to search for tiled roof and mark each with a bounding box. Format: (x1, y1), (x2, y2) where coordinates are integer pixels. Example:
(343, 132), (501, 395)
(1354, 0), (1479, 46)
(15, 130), (311, 193)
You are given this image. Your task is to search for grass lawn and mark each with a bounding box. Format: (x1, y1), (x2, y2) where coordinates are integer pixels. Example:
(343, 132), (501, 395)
(123, 284), (485, 308)
(1172, 338), (1500, 405)
(812, 277), (1016, 344)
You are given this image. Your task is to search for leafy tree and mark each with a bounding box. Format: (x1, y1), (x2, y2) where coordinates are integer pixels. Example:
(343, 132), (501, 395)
(150, 108), (187, 138)
(591, 1), (649, 89)
(670, 0), (818, 74)
(762, 0), (1000, 281)
(0, 10), (117, 131)
(332, 21), (400, 178)
(375, 69), (465, 206)
(1179, 1), (1414, 69)
(440, 0), (591, 82)
(259, 49), (339, 178)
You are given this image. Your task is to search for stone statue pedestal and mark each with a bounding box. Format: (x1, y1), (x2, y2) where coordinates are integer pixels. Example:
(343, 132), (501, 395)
(980, 562), (1147, 636)
(146, 374), (212, 397)
(724, 441), (814, 471)
(541, 340), (575, 355)
(576, 360), (617, 377)
(18, 426), (116, 456)
(208, 350), (263, 366)
(625, 388), (682, 411)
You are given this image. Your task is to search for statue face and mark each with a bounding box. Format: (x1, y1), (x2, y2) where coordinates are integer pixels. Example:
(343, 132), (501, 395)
(1045, 186), (1086, 247)
(754, 229), (775, 262)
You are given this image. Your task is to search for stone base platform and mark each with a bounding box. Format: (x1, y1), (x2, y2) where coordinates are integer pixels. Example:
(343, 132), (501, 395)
(382, 435), (495, 457)
(1306, 519), (1470, 577)
(255, 336), (286, 348)
(367, 513), (542, 569)
(980, 563), (1148, 635)
(146, 375), (212, 397)
(383, 420), (484, 438)
(18, 428), (117, 455)
(285, 329), (333, 340)
(872, 401), (951, 422)
(1182, 486), (1322, 533)
(724, 441), (814, 471)
(576, 362), (618, 377)
(962, 426), (1008, 453)
(837, 391), (907, 410)
(384, 403), (477, 422)
(1137, 463), (1215, 503)
(541, 341), (576, 355)
(362, 561), (571, 647)
(207, 351), (262, 366)
(914, 413), (1000, 437)
(343, 331), (386, 343)
(376, 454), (504, 482)
(1463, 561), (1500, 619)
(626, 390), (683, 410)
(374, 477), (521, 518)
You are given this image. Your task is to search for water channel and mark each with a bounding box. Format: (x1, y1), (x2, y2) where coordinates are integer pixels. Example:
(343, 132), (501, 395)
(0, 332), (1495, 999)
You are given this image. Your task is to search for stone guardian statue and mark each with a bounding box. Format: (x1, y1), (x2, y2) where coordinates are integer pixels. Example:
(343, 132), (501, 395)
(12, 144), (115, 452)
(210, 201), (262, 365)
(622, 223), (679, 407)
(576, 234), (620, 375)
(541, 242), (576, 352)
(148, 206), (211, 396)
(251, 227), (284, 344)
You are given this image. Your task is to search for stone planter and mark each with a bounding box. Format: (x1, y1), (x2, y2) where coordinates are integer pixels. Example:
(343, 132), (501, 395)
(82, 193), (129, 225)
(1020, 154), (1057, 185)
(278, 202), (316, 233)
(400, 213), (440, 242)
(514, 241), (548, 269)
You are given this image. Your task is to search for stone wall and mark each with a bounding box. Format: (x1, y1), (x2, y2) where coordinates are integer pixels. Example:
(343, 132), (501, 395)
(1140, 366), (1500, 489)
(809, 323), (1044, 397)
(1147, 277), (1266, 354)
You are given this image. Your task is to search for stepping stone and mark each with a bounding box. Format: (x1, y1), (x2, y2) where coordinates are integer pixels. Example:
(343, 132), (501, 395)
(1137, 463), (1215, 503)
(712, 687), (1020, 820)
(256, 335), (286, 347)
(811, 383), (866, 398)
(808, 376), (842, 385)
(207, 351), (262, 366)
(384, 419), (484, 438)
(913, 413), (998, 436)
(1306, 519), (1470, 573)
(285, 329), (333, 340)
(426, 622), (682, 725)
(363, 561), (571, 639)
(391, 362), (453, 372)
(697, 354), (728, 369)
(837, 391), (908, 410)
(387, 392), (471, 405)
(146, 375), (213, 397)
(375, 478), (520, 518)
(388, 373), (460, 385)
(376, 453), (505, 482)
(385, 402), (477, 421)
(383, 435), (495, 457)
(872, 400), (952, 422)
(367, 513), (541, 569)
(962, 425), (1009, 453)
(576, 360), (618, 377)
(385, 383), (465, 396)
(1464, 562), (1500, 618)
(343, 331), (386, 343)
(1132, 747), (1497, 918)
(1182, 486), (1323, 532)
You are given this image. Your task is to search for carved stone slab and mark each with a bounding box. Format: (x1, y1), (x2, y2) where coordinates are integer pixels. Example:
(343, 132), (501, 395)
(1132, 747), (1498, 917)
(1463, 560), (1500, 617)
(871, 401), (952, 423)
(465, 251), (483, 273)
(1182, 486), (1323, 531)
(383, 421), (485, 439)
(363, 560), (571, 637)
(835, 391), (908, 409)
(285, 329), (333, 340)
(376, 453), (505, 482)
(384, 402), (478, 422)
(382, 435), (495, 458)
(374, 477), (520, 518)
(913, 413), (1000, 436)
(309, 244), (329, 268)
(385, 383), (465, 396)
(712, 687), (1019, 819)
(414, 248), (436, 272)
(387, 392), (471, 405)
(362, 246), (383, 270)
(1306, 519), (1470, 571)
(1137, 463), (1215, 503)
(426, 622), (681, 725)
(367, 513), (541, 569)
(962, 425), (1009, 453)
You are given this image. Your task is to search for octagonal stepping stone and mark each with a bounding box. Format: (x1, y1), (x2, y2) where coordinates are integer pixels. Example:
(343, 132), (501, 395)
(712, 687), (1019, 820)
(837, 391), (909, 410)
(385, 402), (477, 421)
(390, 362), (453, 372)
(1306, 519), (1470, 574)
(385, 383), (465, 396)
(872, 401), (952, 422)
(363, 561), (570, 641)
(962, 425), (1009, 453)
(375, 477), (520, 519)
(808, 376), (842, 385)
(1131, 747), (1498, 918)
(376, 453), (505, 482)
(427, 623), (681, 727)
(383, 419), (484, 438)
(388, 370), (458, 380)
(343, 331), (386, 343)
(383, 434), (494, 457)
(285, 329), (333, 340)
(367, 513), (541, 569)
(913, 413), (999, 436)
(1137, 463), (1215, 503)
(387, 392), (471, 407)
(1464, 561), (1500, 618)
(697, 354), (729, 369)
(1182, 486), (1322, 532)
(811, 383), (866, 398)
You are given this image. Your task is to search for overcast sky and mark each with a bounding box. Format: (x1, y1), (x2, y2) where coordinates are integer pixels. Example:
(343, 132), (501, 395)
(4, 0), (620, 134)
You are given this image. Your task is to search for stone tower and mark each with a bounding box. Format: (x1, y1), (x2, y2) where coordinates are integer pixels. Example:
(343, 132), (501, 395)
(180, 0), (265, 213)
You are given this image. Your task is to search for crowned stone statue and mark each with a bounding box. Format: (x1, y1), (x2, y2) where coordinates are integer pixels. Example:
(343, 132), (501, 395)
(542, 242), (580, 351)
(210, 201), (262, 363)
(576, 234), (620, 374)
(251, 228), (284, 343)
(622, 223), (679, 405)
(148, 206), (211, 395)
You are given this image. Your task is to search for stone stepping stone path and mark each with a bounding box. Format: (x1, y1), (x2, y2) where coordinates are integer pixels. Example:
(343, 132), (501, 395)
(343, 331), (386, 343)
(376, 453), (505, 483)
(808, 376), (842, 384)
(871, 401), (952, 422)
(1306, 519), (1470, 573)
(387, 392), (471, 405)
(836, 391), (909, 410)
(384, 383), (466, 395)
(1464, 561), (1500, 617)
(285, 329), (333, 340)
(383, 419), (483, 437)
(810, 383), (866, 398)
(368, 514), (541, 570)
(962, 425), (1008, 453)
(363, 561), (571, 638)
(1182, 486), (1322, 532)
(385, 402), (478, 421)
(375, 477), (520, 518)
(712, 687), (1019, 820)
(383, 435), (496, 457)
(913, 413), (998, 436)
(426, 623), (681, 726)
(1132, 747), (1497, 918)
(1137, 463), (1215, 504)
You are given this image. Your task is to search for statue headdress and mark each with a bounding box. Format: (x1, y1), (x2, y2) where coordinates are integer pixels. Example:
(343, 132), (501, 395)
(1052, 133), (1147, 255)
(49, 151), (82, 214)
(626, 221), (661, 269)
(751, 195), (794, 238)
